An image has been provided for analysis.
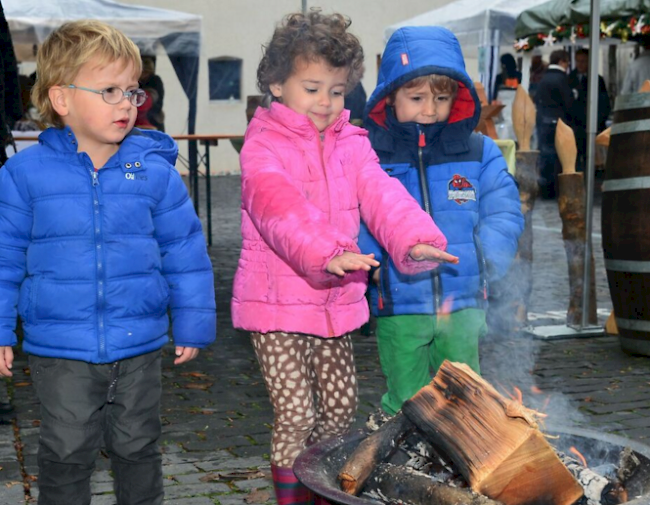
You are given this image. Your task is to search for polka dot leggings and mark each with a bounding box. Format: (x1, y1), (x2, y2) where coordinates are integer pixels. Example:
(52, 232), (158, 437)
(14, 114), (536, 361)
(251, 332), (358, 467)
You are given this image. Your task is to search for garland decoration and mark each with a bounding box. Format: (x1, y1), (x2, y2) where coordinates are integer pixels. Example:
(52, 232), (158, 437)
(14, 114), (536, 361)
(514, 14), (650, 52)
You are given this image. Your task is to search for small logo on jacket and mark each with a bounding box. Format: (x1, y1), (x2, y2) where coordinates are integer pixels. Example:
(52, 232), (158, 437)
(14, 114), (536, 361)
(448, 174), (476, 204)
(401, 53), (409, 66)
(125, 172), (148, 181)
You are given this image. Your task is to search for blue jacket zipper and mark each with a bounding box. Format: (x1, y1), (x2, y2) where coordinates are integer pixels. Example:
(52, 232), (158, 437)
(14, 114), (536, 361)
(90, 168), (107, 359)
(417, 128), (441, 313)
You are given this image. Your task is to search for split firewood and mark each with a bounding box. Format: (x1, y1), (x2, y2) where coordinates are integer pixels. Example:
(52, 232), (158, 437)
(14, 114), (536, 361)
(338, 412), (414, 495)
(364, 463), (504, 505)
(555, 118), (597, 325)
(401, 361), (584, 505)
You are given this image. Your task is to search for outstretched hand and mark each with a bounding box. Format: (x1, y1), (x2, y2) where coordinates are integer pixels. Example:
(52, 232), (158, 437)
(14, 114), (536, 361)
(327, 252), (380, 277)
(409, 244), (459, 264)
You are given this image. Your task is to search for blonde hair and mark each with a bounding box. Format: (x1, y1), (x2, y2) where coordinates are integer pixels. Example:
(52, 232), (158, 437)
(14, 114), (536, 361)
(388, 74), (458, 103)
(31, 20), (142, 128)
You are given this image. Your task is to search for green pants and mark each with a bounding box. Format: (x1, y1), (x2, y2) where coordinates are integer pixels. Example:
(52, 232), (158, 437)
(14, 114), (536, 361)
(376, 309), (487, 415)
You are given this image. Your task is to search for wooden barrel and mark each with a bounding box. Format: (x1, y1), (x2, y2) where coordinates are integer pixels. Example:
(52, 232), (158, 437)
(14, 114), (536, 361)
(602, 92), (650, 356)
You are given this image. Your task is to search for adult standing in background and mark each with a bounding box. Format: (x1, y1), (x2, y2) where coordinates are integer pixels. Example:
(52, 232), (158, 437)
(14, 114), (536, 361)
(621, 40), (650, 95)
(493, 53), (522, 100)
(139, 55), (165, 131)
(528, 49), (547, 99)
(568, 48), (611, 172)
(534, 49), (573, 199)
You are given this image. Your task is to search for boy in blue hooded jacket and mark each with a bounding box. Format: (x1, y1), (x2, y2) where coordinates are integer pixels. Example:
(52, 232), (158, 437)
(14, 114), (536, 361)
(359, 26), (523, 416)
(0, 20), (216, 504)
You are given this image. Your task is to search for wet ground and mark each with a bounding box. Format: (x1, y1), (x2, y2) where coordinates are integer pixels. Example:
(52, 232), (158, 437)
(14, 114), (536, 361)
(0, 175), (648, 504)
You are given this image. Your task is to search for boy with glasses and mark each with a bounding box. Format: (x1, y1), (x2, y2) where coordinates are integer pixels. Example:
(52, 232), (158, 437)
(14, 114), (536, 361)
(0, 20), (216, 504)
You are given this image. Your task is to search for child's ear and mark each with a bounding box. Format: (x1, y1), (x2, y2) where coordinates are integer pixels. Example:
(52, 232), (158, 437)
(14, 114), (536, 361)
(48, 86), (69, 118)
(269, 83), (283, 99)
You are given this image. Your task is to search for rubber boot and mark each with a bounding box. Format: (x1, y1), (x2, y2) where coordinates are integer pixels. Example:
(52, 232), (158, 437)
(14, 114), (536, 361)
(271, 465), (313, 505)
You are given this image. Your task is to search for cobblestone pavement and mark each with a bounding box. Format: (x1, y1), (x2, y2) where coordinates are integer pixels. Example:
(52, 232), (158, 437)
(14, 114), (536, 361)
(0, 175), (648, 504)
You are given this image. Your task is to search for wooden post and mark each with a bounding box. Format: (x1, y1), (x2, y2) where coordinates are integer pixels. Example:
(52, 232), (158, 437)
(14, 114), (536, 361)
(555, 119), (597, 325)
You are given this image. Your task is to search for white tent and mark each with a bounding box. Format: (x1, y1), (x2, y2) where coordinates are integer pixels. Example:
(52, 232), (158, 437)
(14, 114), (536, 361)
(4, 0), (201, 60)
(386, 0), (543, 99)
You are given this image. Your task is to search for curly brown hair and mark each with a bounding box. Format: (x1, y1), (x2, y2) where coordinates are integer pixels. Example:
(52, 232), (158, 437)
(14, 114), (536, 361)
(257, 11), (364, 102)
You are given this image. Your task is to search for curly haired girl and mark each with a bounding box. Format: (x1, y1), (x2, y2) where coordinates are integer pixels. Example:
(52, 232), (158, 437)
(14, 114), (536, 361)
(231, 12), (457, 504)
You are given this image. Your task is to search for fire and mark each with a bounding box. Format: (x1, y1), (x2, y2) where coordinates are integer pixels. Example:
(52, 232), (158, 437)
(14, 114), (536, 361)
(436, 295), (454, 320)
(530, 386), (543, 394)
(569, 446), (588, 467)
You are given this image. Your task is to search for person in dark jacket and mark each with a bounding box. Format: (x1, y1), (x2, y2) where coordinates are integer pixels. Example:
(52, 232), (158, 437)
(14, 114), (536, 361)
(493, 53), (522, 100)
(534, 49), (573, 199)
(0, 20), (216, 504)
(359, 26), (524, 416)
(568, 48), (611, 172)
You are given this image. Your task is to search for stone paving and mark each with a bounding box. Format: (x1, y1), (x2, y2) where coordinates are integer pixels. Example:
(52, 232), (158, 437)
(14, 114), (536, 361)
(0, 175), (649, 504)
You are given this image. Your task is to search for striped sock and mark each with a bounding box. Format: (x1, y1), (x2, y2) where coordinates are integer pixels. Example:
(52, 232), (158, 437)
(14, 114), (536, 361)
(271, 465), (313, 505)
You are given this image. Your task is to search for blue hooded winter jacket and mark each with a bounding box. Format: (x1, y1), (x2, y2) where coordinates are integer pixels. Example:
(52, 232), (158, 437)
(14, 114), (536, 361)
(0, 127), (216, 363)
(359, 26), (524, 316)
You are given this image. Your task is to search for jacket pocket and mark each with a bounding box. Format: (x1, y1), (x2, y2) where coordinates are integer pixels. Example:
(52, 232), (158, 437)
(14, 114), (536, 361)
(18, 276), (36, 323)
(383, 163), (410, 177)
(156, 272), (171, 313)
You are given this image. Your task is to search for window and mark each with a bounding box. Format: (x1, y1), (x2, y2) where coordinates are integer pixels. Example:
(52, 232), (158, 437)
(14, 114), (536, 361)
(208, 57), (242, 101)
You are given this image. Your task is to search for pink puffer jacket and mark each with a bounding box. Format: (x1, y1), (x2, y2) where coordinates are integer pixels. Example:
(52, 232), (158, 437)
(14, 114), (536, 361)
(231, 103), (448, 337)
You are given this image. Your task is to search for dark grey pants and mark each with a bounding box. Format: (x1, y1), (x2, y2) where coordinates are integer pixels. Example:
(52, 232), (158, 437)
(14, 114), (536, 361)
(29, 350), (163, 505)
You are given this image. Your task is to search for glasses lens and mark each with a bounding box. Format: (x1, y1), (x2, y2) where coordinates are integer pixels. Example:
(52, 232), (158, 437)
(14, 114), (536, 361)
(132, 89), (147, 107)
(102, 87), (124, 105)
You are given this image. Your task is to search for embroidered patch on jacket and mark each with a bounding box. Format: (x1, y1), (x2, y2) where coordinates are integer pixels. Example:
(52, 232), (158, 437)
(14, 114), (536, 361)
(447, 174), (476, 204)
(401, 53), (409, 66)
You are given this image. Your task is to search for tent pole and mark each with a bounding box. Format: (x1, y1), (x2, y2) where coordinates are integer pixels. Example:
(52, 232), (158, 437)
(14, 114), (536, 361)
(581, 0), (600, 328)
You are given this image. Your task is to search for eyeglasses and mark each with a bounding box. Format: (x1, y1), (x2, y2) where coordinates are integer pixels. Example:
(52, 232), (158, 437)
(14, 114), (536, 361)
(67, 85), (148, 107)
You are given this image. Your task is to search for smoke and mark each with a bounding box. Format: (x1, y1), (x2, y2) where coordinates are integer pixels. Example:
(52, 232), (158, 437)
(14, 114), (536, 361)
(480, 331), (589, 429)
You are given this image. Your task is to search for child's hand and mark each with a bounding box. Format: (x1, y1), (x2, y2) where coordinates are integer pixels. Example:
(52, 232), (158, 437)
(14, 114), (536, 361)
(0, 347), (14, 377)
(409, 244), (459, 264)
(327, 252), (380, 277)
(174, 346), (200, 365)
(372, 268), (380, 285)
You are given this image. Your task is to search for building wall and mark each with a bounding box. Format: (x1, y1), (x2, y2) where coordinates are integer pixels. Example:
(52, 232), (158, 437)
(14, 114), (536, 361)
(120, 0), (477, 174)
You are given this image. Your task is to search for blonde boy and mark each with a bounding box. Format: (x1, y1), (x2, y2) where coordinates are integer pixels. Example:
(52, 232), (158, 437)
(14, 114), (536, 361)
(0, 20), (216, 504)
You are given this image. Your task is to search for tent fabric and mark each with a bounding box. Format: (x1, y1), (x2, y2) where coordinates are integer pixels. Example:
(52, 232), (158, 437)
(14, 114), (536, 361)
(3, 0), (200, 56)
(3, 0), (200, 142)
(515, 0), (650, 38)
(386, 0), (543, 58)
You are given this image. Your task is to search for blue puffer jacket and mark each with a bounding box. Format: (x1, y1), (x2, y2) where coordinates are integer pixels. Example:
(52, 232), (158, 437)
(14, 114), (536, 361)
(359, 26), (524, 316)
(0, 127), (216, 363)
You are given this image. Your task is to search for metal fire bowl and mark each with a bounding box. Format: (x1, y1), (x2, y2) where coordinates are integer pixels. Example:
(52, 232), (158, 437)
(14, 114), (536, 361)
(293, 426), (650, 505)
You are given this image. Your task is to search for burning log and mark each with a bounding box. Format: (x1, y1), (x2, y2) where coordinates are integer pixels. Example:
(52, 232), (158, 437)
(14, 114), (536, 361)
(365, 463), (504, 505)
(618, 447), (650, 499)
(558, 452), (627, 505)
(401, 361), (584, 505)
(338, 412), (414, 495)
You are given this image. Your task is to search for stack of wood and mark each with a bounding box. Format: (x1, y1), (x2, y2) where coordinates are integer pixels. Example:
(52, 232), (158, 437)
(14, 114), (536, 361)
(338, 361), (633, 505)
